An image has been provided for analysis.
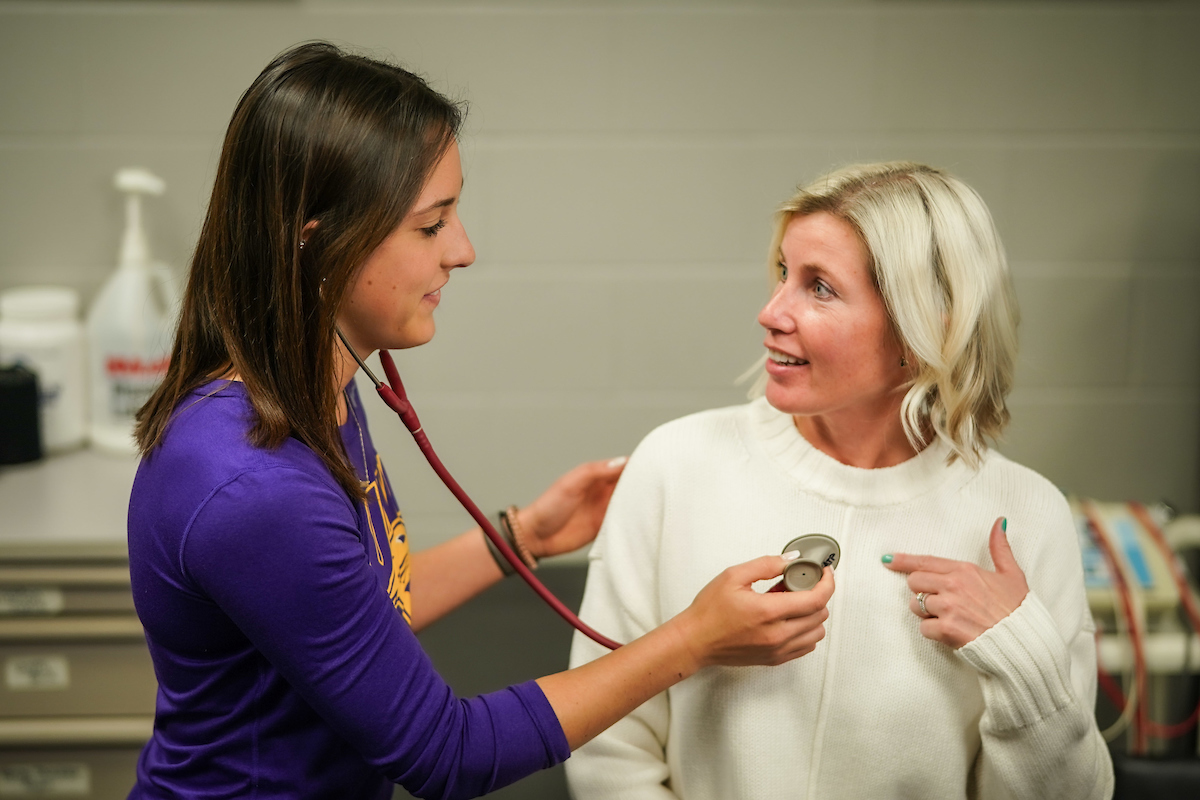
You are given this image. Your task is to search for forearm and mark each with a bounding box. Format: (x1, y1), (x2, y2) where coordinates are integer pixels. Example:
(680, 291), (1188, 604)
(962, 594), (1114, 799)
(976, 709), (1112, 800)
(409, 527), (504, 632)
(538, 613), (700, 750)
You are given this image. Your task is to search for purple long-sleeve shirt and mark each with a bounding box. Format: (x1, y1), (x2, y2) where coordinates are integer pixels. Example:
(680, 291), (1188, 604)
(127, 380), (568, 799)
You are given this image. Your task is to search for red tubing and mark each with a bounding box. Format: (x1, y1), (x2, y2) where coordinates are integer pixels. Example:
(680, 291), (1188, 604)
(1084, 502), (1200, 748)
(375, 351), (621, 651)
(1128, 502), (1200, 740)
(1083, 503), (1149, 754)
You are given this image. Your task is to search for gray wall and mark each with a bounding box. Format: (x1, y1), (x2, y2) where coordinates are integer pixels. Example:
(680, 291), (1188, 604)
(2, 0), (1198, 550)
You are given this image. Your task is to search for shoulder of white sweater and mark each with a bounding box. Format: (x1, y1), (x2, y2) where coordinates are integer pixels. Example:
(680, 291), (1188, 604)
(635, 402), (752, 457)
(974, 448), (1071, 515)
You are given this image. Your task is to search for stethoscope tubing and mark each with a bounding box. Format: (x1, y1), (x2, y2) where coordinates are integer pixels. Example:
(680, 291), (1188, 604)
(337, 330), (621, 650)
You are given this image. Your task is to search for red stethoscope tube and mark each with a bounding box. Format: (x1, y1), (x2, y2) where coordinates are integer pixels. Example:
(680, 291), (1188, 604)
(337, 331), (621, 650)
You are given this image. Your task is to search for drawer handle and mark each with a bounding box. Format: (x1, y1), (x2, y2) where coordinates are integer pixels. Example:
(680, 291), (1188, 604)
(0, 716), (152, 747)
(0, 617), (144, 643)
(0, 567), (130, 587)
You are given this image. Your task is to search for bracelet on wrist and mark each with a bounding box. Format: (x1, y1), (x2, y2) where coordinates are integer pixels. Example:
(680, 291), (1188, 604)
(503, 505), (540, 571)
(482, 519), (517, 577)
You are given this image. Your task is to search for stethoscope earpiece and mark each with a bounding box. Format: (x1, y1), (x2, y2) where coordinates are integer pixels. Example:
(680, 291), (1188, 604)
(780, 534), (840, 591)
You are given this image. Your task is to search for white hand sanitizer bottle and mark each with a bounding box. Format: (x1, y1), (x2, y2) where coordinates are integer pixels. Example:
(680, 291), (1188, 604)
(85, 168), (179, 455)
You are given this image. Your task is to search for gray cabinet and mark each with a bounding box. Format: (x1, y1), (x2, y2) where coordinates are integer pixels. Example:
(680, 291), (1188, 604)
(0, 542), (152, 799)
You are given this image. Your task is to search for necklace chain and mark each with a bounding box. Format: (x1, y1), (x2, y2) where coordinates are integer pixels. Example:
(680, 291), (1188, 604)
(345, 388), (369, 485)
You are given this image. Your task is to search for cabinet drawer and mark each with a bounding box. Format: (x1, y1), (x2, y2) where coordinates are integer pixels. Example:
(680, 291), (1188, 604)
(0, 747), (143, 799)
(0, 561), (133, 618)
(0, 586), (135, 617)
(0, 644), (155, 718)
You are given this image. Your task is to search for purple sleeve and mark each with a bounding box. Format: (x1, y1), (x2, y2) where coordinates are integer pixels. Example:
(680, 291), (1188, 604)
(180, 466), (569, 800)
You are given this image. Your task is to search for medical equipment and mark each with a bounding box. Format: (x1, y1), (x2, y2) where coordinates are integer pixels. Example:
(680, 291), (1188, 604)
(336, 332), (842, 652)
(336, 332), (621, 650)
(1078, 498), (1200, 757)
(776, 534), (841, 591)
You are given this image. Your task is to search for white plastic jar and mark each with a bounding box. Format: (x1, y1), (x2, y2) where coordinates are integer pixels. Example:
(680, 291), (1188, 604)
(0, 287), (87, 452)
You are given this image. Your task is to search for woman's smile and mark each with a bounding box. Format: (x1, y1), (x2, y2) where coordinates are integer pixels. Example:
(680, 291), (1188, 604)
(765, 347), (809, 372)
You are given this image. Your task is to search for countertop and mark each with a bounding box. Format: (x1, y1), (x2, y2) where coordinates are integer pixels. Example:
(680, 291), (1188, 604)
(0, 449), (138, 550)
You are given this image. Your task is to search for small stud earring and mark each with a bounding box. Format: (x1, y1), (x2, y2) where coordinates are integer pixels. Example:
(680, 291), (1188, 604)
(299, 240), (306, 250)
(900, 356), (908, 368)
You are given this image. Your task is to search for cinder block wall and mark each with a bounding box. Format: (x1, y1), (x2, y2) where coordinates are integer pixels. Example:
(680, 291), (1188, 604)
(2, 1), (1197, 548)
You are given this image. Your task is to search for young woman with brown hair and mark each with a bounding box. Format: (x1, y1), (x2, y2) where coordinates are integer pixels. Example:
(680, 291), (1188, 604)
(126, 42), (834, 800)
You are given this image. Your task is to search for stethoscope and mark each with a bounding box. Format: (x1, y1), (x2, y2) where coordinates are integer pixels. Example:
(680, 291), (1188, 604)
(336, 330), (840, 651)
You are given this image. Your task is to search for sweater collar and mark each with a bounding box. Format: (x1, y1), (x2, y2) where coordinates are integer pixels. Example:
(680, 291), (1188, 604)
(746, 397), (971, 506)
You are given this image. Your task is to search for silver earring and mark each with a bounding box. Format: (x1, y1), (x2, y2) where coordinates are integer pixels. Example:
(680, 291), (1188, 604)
(299, 240), (306, 250)
(900, 356), (908, 368)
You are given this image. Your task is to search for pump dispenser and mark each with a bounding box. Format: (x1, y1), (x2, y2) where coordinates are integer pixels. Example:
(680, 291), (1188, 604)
(86, 168), (178, 454)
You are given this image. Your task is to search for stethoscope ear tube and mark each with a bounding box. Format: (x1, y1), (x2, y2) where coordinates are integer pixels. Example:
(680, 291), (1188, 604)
(380, 352), (621, 650)
(343, 334), (622, 650)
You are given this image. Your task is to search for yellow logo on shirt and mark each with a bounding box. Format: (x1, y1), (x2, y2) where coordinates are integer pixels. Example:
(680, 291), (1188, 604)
(360, 453), (412, 624)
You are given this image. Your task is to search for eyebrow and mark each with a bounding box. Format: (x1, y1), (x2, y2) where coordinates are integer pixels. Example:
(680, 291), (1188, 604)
(410, 179), (466, 218)
(411, 196), (456, 217)
(778, 255), (831, 277)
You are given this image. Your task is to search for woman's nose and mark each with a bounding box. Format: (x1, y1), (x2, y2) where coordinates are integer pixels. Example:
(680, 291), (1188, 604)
(757, 285), (792, 333)
(448, 219), (476, 270)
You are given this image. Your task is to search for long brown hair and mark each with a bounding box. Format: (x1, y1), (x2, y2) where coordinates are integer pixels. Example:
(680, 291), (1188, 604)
(136, 42), (463, 497)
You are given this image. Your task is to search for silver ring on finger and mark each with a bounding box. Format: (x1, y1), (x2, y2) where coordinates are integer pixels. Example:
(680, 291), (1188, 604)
(916, 591), (933, 618)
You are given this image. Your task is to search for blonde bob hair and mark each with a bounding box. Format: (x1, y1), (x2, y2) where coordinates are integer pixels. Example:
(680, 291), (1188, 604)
(757, 161), (1019, 468)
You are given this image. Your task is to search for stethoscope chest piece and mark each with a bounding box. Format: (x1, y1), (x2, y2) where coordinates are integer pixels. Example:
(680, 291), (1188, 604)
(780, 534), (841, 591)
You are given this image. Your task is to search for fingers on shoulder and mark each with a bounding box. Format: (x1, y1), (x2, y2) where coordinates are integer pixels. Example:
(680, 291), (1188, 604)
(583, 455), (627, 479)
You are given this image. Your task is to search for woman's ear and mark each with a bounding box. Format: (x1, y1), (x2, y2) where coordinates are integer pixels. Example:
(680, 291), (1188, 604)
(300, 219), (320, 248)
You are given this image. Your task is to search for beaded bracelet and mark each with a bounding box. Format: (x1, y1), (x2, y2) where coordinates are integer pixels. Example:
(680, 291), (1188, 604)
(502, 505), (540, 571)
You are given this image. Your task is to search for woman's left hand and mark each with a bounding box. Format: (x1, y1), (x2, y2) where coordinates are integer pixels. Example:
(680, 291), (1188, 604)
(515, 457), (628, 559)
(882, 517), (1029, 649)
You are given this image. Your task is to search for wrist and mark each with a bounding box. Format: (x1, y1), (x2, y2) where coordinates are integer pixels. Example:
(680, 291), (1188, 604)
(513, 505), (549, 558)
(661, 607), (707, 676)
(502, 506), (540, 569)
(481, 523), (516, 577)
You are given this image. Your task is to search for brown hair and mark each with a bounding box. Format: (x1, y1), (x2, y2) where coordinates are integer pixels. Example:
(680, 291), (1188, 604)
(136, 42), (463, 497)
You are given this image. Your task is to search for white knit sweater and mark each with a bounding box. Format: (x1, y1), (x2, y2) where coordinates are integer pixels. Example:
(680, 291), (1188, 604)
(567, 399), (1114, 800)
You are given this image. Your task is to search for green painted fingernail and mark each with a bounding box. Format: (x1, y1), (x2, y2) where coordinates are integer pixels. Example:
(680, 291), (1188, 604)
(881, 554), (893, 564)
(1002, 518), (1007, 532)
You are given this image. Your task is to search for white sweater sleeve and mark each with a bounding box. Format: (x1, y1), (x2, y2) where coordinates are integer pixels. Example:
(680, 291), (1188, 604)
(566, 434), (680, 800)
(956, 491), (1114, 800)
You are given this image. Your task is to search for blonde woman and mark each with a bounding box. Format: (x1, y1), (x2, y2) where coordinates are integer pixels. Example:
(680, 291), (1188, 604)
(567, 163), (1114, 799)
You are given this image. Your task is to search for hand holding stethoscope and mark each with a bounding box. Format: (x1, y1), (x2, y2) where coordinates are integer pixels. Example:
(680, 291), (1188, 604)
(338, 328), (843, 650)
(883, 517), (1030, 649)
